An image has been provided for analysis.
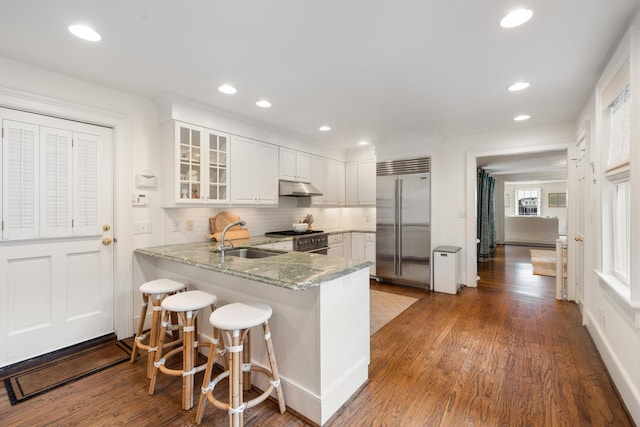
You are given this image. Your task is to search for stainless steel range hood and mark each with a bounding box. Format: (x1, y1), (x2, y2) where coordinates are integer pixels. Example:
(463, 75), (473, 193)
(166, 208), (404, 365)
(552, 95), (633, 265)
(279, 180), (323, 197)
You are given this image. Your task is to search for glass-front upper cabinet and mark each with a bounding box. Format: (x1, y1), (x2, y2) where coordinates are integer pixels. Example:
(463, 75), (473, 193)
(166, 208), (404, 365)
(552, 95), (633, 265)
(207, 132), (227, 201)
(175, 122), (229, 204)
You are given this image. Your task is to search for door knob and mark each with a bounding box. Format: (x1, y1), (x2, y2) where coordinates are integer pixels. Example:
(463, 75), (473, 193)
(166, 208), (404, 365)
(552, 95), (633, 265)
(102, 237), (113, 246)
(575, 236), (583, 242)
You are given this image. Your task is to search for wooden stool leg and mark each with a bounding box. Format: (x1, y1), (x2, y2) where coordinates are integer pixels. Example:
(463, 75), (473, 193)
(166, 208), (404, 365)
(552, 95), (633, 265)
(195, 327), (220, 425)
(182, 311), (196, 410)
(229, 329), (243, 427)
(148, 309), (170, 395)
(130, 293), (149, 363)
(263, 321), (286, 414)
(146, 297), (164, 379)
(243, 329), (251, 392)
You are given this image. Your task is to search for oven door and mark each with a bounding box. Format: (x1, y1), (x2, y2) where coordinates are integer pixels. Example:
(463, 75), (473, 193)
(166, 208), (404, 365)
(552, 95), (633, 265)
(306, 246), (329, 255)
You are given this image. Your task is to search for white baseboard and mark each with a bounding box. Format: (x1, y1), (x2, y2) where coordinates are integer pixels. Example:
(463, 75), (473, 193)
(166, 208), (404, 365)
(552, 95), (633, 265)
(584, 311), (640, 424)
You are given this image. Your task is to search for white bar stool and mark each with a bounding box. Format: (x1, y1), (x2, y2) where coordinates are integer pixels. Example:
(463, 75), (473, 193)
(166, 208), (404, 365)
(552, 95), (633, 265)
(130, 278), (188, 378)
(196, 302), (286, 426)
(148, 290), (218, 410)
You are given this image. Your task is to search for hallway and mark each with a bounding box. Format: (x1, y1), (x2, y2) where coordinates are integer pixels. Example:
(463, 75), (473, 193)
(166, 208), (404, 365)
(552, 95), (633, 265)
(477, 244), (558, 299)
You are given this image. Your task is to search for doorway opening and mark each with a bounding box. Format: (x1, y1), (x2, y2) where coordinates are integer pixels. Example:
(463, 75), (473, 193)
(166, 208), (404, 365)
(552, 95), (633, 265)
(467, 148), (570, 297)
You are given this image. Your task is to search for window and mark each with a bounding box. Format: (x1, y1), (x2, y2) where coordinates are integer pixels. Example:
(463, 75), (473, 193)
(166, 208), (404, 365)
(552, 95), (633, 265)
(612, 180), (630, 282)
(515, 188), (540, 216)
(603, 79), (631, 286)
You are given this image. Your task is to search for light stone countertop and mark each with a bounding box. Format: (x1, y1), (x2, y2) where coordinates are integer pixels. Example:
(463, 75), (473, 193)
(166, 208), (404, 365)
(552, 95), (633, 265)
(135, 239), (373, 291)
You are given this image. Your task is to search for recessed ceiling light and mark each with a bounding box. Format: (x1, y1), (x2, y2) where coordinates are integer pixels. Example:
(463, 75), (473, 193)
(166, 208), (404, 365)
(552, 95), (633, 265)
(68, 24), (101, 41)
(514, 114), (530, 121)
(508, 81), (530, 91)
(358, 140), (370, 146)
(500, 9), (533, 28)
(256, 100), (271, 108)
(319, 125), (331, 131)
(218, 84), (237, 94)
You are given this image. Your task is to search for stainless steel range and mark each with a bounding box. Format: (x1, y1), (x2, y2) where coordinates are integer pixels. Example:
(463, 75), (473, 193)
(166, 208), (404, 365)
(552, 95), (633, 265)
(265, 230), (329, 254)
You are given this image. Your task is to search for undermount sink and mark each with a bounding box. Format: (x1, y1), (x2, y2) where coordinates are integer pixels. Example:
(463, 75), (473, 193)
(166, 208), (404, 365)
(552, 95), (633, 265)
(222, 247), (285, 259)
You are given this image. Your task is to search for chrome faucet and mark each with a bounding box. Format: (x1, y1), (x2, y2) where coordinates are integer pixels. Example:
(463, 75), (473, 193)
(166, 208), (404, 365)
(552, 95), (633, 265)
(216, 220), (246, 259)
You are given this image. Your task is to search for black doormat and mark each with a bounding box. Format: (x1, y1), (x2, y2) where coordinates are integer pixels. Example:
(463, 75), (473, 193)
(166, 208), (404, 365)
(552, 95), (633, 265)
(4, 340), (131, 405)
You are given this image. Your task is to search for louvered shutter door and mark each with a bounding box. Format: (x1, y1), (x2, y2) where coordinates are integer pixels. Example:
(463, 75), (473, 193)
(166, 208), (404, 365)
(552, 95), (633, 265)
(40, 127), (73, 237)
(2, 120), (39, 239)
(73, 132), (100, 235)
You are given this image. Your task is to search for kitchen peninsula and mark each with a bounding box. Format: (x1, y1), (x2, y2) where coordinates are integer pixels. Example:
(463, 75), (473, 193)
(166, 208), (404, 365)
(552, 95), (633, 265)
(134, 239), (372, 426)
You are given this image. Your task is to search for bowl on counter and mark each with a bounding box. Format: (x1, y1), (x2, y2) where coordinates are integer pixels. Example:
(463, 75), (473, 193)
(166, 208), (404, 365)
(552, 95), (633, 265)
(292, 223), (309, 232)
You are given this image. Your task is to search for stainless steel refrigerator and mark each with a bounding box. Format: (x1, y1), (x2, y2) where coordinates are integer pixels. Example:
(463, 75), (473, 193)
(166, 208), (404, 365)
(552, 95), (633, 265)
(376, 157), (431, 288)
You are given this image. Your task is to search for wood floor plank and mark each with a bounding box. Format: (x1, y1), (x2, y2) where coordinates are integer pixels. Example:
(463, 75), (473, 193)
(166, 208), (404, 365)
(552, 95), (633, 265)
(0, 244), (633, 426)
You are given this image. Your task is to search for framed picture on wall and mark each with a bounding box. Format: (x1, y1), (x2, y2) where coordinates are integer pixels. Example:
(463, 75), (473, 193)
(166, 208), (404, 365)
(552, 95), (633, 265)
(504, 193), (510, 207)
(548, 192), (566, 207)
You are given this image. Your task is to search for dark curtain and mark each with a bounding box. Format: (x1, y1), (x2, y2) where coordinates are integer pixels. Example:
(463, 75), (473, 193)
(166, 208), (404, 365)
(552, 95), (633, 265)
(477, 168), (496, 262)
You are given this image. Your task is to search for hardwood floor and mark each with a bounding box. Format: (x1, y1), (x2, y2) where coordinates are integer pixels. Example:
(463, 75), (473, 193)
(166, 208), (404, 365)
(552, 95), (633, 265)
(0, 244), (633, 426)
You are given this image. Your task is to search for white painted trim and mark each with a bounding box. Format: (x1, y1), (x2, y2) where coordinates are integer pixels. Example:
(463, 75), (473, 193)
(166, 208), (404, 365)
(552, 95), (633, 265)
(0, 86), (133, 340)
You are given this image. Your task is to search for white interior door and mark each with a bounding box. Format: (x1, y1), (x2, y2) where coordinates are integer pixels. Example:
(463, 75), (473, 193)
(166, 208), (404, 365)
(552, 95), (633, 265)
(0, 109), (114, 367)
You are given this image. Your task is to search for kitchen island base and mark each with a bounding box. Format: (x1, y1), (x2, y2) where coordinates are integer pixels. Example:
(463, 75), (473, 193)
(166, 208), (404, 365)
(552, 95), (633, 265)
(134, 254), (370, 426)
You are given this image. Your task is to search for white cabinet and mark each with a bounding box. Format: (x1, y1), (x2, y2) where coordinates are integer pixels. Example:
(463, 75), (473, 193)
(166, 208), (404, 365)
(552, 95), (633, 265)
(327, 233), (344, 257)
(346, 160), (376, 206)
(346, 162), (358, 205)
(351, 232), (365, 260)
(336, 160), (346, 206)
(230, 136), (278, 205)
(364, 232), (376, 276)
(311, 157), (344, 206)
(279, 147), (311, 183)
(343, 232), (352, 257)
(311, 155), (326, 205)
(357, 160), (376, 205)
(350, 232), (376, 275)
(325, 159), (343, 205)
(257, 143), (279, 204)
(166, 121), (230, 205)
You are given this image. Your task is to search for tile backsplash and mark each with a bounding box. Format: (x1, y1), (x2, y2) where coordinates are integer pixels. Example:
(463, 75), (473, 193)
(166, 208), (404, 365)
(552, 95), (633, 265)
(163, 197), (376, 244)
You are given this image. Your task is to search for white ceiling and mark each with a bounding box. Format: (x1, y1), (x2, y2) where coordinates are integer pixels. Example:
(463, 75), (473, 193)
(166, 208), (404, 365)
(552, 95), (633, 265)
(477, 150), (568, 182)
(0, 0), (637, 158)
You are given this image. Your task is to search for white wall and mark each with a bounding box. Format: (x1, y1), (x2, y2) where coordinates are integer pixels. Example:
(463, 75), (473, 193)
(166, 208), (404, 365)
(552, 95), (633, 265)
(573, 12), (640, 423)
(446, 123), (574, 286)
